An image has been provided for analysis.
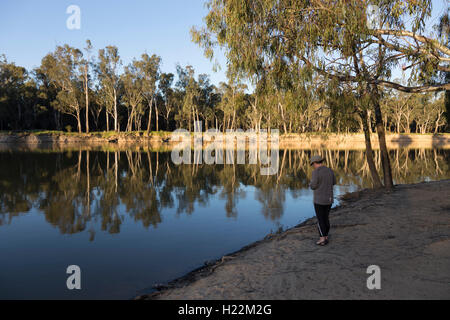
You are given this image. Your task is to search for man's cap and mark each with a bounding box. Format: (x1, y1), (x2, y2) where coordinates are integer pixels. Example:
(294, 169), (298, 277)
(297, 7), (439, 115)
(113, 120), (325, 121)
(310, 155), (324, 166)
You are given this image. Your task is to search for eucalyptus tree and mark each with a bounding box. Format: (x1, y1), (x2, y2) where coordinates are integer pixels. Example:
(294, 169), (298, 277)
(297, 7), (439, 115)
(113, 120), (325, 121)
(380, 90), (446, 134)
(191, 0), (450, 189)
(431, 93), (447, 133)
(436, 8), (449, 131)
(175, 65), (200, 131)
(245, 81), (267, 133)
(97, 46), (121, 132)
(121, 61), (144, 132)
(184, 71), (201, 132)
(158, 72), (175, 130)
(197, 73), (219, 130)
(87, 85), (102, 131)
(79, 40), (93, 133)
(38, 45), (84, 133)
(34, 61), (60, 130)
(198, 75), (221, 130)
(325, 83), (383, 187)
(414, 94), (434, 133)
(135, 53), (161, 134)
(206, 85), (222, 130)
(0, 56), (29, 130)
(169, 88), (184, 130)
(217, 79), (247, 131)
(413, 92), (446, 133)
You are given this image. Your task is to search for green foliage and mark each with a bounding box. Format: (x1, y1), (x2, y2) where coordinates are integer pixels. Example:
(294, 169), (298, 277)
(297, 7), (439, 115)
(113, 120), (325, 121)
(97, 46), (121, 131)
(190, 0), (449, 137)
(2, 0), (449, 137)
(0, 55), (34, 130)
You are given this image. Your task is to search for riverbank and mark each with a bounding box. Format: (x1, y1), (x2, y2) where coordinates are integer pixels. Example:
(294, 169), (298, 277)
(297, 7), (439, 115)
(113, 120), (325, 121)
(0, 131), (449, 150)
(137, 179), (450, 300)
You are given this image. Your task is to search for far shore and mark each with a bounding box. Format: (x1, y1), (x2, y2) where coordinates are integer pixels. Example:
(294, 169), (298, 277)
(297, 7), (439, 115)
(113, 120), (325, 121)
(0, 131), (449, 150)
(137, 179), (450, 300)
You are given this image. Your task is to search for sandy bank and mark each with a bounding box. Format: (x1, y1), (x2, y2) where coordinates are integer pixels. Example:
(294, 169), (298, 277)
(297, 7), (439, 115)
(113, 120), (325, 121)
(279, 133), (450, 149)
(138, 179), (450, 300)
(0, 132), (449, 150)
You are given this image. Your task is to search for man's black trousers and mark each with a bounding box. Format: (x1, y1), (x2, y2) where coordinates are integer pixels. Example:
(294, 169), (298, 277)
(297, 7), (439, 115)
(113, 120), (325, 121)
(314, 203), (332, 237)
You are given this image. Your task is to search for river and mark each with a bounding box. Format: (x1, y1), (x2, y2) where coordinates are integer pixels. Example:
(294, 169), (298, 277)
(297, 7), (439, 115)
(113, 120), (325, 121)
(0, 147), (448, 299)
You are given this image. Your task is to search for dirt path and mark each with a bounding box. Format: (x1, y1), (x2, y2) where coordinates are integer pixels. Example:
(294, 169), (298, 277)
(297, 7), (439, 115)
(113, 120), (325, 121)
(141, 180), (450, 300)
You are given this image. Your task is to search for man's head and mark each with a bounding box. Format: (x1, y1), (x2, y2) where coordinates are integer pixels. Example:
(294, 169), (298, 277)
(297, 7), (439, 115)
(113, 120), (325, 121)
(310, 155), (324, 169)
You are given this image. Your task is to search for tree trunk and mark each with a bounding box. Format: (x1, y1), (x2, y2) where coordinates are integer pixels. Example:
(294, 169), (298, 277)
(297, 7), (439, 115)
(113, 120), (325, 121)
(371, 86), (394, 189)
(114, 89), (118, 132)
(85, 68), (89, 133)
(195, 109), (200, 130)
(155, 102), (159, 132)
(76, 107), (82, 133)
(435, 112), (442, 133)
(127, 107), (135, 132)
(146, 98), (153, 134)
(54, 110), (60, 130)
(279, 102), (288, 134)
(231, 109), (236, 130)
(17, 102), (22, 130)
(359, 109), (382, 188)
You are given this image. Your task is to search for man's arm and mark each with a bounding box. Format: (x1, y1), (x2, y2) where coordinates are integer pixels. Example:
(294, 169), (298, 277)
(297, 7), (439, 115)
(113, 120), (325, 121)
(309, 170), (319, 190)
(332, 170), (336, 186)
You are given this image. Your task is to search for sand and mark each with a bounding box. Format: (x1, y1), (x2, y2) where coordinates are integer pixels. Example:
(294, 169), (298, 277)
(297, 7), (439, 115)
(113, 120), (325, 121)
(140, 180), (450, 300)
(1, 132), (449, 150)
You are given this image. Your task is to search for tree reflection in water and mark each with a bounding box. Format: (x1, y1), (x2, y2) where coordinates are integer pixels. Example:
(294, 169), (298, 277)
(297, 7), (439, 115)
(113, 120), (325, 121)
(0, 148), (449, 237)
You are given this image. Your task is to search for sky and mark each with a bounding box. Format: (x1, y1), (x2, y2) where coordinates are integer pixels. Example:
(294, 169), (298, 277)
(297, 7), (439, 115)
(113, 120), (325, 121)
(0, 0), (228, 85)
(0, 0), (448, 89)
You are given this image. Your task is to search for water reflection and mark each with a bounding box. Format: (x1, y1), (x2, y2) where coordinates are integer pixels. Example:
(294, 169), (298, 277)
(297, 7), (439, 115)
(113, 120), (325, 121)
(1, 148), (449, 235)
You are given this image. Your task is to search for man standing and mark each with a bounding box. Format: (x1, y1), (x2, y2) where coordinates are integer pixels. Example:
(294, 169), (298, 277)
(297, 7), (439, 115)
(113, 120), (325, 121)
(309, 155), (336, 246)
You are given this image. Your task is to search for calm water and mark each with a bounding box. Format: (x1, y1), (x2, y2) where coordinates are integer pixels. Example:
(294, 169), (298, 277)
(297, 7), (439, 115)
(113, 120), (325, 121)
(0, 148), (449, 299)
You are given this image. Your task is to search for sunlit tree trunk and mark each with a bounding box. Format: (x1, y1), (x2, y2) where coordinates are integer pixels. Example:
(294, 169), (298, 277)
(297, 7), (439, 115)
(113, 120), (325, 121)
(114, 88), (118, 132)
(76, 105), (82, 133)
(146, 98), (153, 134)
(155, 101), (159, 132)
(84, 65), (89, 133)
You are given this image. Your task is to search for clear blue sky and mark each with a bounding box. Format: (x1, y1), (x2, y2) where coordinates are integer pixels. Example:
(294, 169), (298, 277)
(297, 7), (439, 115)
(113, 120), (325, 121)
(0, 0), (228, 85)
(0, 0), (448, 88)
